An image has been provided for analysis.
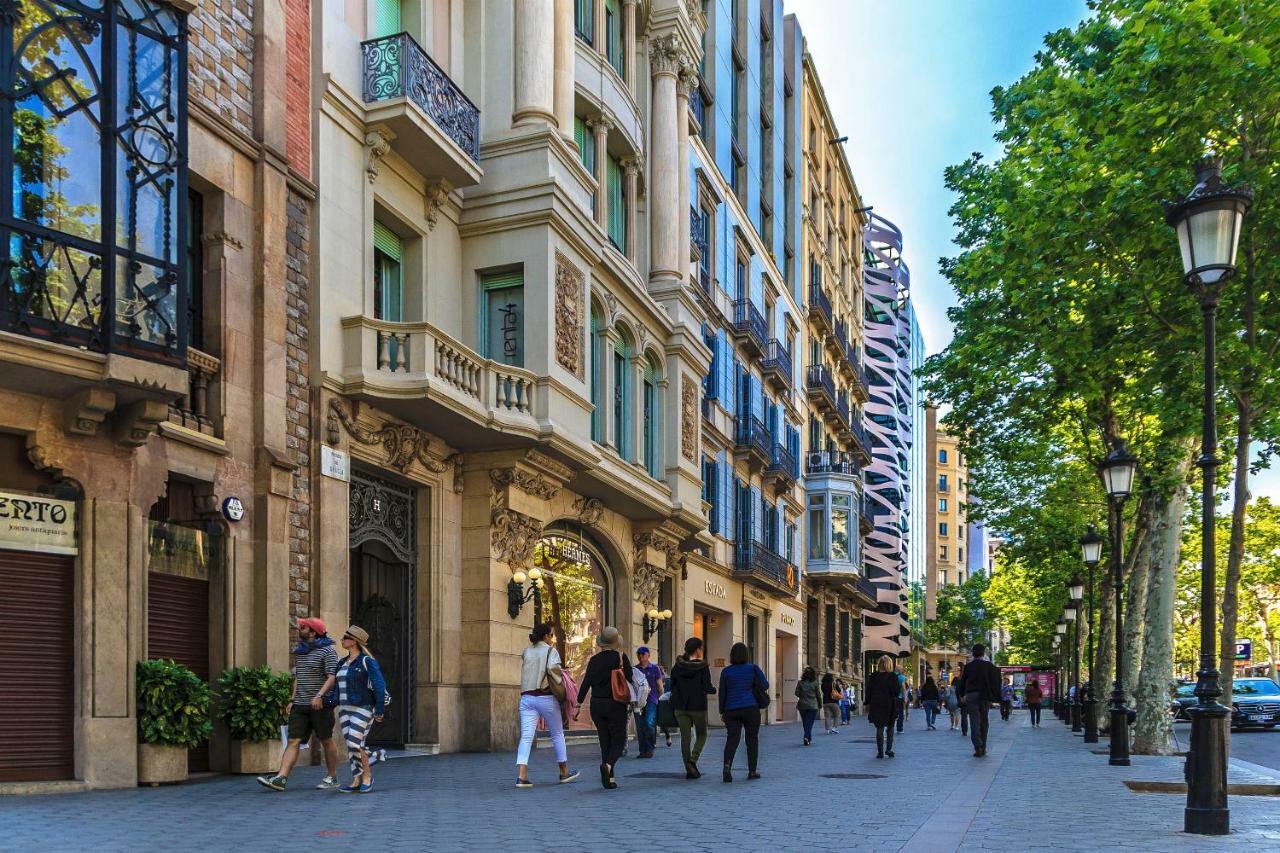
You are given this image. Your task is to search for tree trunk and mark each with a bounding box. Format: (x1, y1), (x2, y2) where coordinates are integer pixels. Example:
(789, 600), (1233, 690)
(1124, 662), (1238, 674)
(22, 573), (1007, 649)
(1133, 480), (1188, 754)
(1122, 498), (1153, 705)
(1219, 399), (1251, 707)
(1259, 603), (1278, 682)
(1095, 501), (1117, 732)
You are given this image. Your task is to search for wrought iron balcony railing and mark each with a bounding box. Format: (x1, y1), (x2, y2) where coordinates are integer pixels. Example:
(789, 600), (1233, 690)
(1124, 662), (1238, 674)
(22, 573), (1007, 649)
(805, 449), (859, 476)
(734, 541), (798, 595)
(808, 283), (833, 332)
(762, 339), (792, 390)
(766, 441), (799, 483)
(805, 364), (837, 410)
(691, 206), (707, 260)
(732, 299), (768, 356)
(735, 413), (772, 463)
(362, 32), (480, 161)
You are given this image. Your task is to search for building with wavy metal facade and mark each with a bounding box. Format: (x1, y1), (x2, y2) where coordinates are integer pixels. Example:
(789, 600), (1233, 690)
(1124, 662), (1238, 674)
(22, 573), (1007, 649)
(860, 211), (915, 663)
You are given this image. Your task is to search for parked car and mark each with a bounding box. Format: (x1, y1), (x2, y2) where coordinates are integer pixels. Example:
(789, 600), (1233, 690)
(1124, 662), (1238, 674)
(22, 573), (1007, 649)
(1230, 678), (1280, 730)
(1169, 681), (1197, 721)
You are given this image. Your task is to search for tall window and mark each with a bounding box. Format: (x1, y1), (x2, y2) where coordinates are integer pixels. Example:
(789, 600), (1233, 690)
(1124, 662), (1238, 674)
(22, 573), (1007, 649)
(481, 269), (524, 366)
(590, 307), (603, 441)
(373, 221), (403, 322)
(735, 254), (747, 301)
(831, 494), (850, 561)
(371, 0), (403, 37)
(4, 1), (188, 360)
(824, 603), (836, 658)
(839, 611), (850, 660)
(939, 449), (948, 464)
(606, 155), (626, 251)
(938, 474), (949, 492)
(187, 189), (204, 351)
(605, 0), (623, 77)
(643, 356), (658, 477)
(939, 522), (948, 536)
(574, 116), (596, 215)
(807, 494), (827, 560)
(703, 457), (719, 534)
(938, 498), (948, 512)
(574, 0), (594, 43)
(612, 332), (631, 455)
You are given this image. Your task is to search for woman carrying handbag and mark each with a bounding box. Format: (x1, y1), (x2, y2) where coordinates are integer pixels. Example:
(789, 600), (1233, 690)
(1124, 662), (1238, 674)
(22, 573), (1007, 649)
(515, 623), (579, 788)
(574, 626), (633, 789)
(717, 642), (769, 783)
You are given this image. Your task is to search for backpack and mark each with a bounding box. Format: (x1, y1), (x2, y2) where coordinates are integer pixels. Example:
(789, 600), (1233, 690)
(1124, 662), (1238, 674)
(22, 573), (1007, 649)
(630, 664), (651, 706)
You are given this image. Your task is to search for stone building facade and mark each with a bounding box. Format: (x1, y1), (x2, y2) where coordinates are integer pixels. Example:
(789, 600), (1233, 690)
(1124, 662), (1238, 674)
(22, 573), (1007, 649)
(924, 405), (969, 683)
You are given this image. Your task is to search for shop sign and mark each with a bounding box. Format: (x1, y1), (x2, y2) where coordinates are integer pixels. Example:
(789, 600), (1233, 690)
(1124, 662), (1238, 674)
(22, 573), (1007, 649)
(704, 579), (727, 599)
(1235, 641), (1251, 661)
(0, 490), (77, 555)
(780, 614), (795, 626)
(222, 496), (245, 522)
(321, 445), (350, 482)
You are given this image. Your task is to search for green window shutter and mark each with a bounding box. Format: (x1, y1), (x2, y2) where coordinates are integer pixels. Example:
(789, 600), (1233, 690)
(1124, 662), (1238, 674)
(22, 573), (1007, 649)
(574, 116), (595, 174)
(575, 0), (594, 42)
(480, 269), (524, 292)
(373, 221), (402, 262)
(606, 156), (625, 251)
(371, 0), (402, 38)
(605, 0), (622, 75)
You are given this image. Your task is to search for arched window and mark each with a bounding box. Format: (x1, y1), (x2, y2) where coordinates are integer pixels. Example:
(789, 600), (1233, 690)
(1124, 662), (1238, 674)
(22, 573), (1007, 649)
(643, 354), (659, 477)
(612, 329), (632, 456)
(590, 306), (603, 442)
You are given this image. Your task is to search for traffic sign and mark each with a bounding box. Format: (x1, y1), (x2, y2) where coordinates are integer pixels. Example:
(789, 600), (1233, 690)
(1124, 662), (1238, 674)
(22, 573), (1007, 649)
(1234, 640), (1251, 661)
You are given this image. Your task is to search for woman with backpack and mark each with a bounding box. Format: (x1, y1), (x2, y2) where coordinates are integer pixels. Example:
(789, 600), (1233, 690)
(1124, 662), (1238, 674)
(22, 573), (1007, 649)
(334, 625), (388, 792)
(794, 667), (822, 745)
(515, 622), (579, 788)
(718, 642), (768, 783)
(668, 637), (715, 778)
(574, 626), (633, 789)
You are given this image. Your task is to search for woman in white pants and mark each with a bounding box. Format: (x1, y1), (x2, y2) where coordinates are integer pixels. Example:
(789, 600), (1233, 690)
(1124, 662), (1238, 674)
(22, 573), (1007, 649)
(516, 623), (579, 788)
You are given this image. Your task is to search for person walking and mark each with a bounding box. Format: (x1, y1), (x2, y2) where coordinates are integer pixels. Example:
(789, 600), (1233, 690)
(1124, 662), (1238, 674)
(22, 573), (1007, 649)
(866, 655), (900, 759)
(820, 672), (841, 734)
(1000, 678), (1015, 722)
(895, 667), (908, 733)
(794, 667), (822, 745)
(954, 662), (968, 736)
(632, 646), (663, 758)
(257, 616), (340, 791)
(574, 626), (633, 789)
(838, 680), (851, 725)
(1025, 678), (1044, 727)
(920, 676), (940, 730)
(944, 679), (961, 730)
(718, 642), (767, 783)
(331, 625), (389, 793)
(515, 622), (579, 788)
(843, 682), (857, 720)
(955, 644), (1001, 757)
(668, 637), (715, 779)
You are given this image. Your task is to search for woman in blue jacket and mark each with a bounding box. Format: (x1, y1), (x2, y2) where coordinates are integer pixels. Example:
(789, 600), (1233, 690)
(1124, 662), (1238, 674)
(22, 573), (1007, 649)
(717, 642), (768, 783)
(335, 624), (388, 792)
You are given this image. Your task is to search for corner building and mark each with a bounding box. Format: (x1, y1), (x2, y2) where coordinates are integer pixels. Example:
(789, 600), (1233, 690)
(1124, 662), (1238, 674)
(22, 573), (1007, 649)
(0, 0), (315, 787)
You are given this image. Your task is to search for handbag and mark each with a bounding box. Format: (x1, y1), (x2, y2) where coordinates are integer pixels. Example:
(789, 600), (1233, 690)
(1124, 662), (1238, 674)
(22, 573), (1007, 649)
(610, 651), (631, 703)
(542, 645), (567, 702)
(751, 668), (771, 710)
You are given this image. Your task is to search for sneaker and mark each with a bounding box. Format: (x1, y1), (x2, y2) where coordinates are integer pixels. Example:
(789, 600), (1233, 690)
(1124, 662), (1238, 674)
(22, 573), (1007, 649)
(886, 750), (895, 758)
(316, 776), (339, 790)
(516, 778), (533, 789)
(665, 734), (673, 747)
(747, 771), (761, 780)
(558, 770), (580, 784)
(357, 781), (374, 793)
(337, 783), (359, 793)
(256, 775), (286, 792)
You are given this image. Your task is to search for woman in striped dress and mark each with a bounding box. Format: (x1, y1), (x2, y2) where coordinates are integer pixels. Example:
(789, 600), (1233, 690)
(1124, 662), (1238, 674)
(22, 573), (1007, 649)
(335, 625), (388, 793)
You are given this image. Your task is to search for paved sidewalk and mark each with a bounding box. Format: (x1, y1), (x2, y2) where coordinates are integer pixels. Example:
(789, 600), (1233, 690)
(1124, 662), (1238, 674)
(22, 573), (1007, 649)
(3, 711), (1279, 852)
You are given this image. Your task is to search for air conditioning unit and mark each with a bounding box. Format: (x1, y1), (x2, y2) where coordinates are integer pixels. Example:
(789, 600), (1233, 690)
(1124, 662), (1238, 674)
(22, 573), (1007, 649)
(806, 451), (827, 469)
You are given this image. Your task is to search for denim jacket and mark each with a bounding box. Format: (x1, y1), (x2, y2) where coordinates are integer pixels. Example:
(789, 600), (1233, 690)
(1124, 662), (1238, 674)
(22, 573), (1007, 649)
(338, 653), (388, 716)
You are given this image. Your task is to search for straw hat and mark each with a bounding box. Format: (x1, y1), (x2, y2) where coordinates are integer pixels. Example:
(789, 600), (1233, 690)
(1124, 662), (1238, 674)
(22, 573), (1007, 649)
(596, 626), (623, 649)
(342, 624), (371, 654)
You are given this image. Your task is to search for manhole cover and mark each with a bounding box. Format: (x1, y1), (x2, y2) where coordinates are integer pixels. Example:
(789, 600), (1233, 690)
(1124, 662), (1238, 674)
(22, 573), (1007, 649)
(820, 773), (886, 780)
(626, 772), (689, 779)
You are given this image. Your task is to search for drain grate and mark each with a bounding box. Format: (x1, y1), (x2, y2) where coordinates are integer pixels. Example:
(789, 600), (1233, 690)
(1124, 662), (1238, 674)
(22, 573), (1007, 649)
(820, 773), (886, 780)
(626, 772), (689, 779)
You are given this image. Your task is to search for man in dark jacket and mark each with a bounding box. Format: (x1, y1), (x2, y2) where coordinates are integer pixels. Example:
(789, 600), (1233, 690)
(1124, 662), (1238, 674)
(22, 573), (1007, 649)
(954, 644), (1001, 757)
(669, 638), (715, 778)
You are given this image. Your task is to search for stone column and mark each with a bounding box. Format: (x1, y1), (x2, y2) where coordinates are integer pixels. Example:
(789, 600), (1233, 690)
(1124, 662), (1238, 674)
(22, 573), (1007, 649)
(513, 0), (556, 128)
(648, 34), (683, 284)
(593, 0), (606, 55)
(622, 0), (638, 93)
(591, 116), (612, 228)
(553, 0), (575, 140)
(622, 156), (640, 263)
(677, 64), (696, 278)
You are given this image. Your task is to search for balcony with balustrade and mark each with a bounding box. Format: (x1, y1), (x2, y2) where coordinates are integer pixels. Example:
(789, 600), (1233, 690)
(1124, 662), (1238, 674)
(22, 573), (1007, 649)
(765, 441), (798, 493)
(733, 541), (799, 597)
(805, 364), (837, 414)
(732, 299), (768, 358)
(361, 32), (482, 187)
(847, 347), (870, 402)
(167, 348), (222, 437)
(761, 340), (793, 392)
(734, 413), (772, 470)
(846, 417), (872, 465)
(860, 493), (875, 534)
(808, 282), (833, 335)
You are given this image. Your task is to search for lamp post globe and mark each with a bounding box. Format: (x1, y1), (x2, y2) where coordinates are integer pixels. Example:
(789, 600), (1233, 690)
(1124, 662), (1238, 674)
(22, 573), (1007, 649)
(1167, 158), (1250, 836)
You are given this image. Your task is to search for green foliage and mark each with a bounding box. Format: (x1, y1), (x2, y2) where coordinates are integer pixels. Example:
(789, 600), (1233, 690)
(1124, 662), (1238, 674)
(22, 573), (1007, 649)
(931, 573), (994, 653)
(136, 659), (212, 749)
(216, 666), (293, 743)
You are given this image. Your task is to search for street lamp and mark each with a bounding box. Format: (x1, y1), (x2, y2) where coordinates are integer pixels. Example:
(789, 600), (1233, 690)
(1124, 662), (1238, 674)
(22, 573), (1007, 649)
(1065, 600), (1081, 732)
(1080, 526), (1103, 744)
(507, 566), (545, 621)
(1056, 617), (1069, 725)
(642, 607), (672, 643)
(1167, 157), (1251, 836)
(1099, 439), (1138, 766)
(1052, 633), (1063, 718)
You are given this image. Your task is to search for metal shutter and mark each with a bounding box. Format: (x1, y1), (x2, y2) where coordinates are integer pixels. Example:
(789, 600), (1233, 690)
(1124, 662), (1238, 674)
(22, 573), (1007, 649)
(148, 572), (210, 772)
(0, 549), (74, 782)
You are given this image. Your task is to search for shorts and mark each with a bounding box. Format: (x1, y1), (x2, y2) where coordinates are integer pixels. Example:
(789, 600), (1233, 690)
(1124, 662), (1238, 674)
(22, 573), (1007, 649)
(287, 704), (335, 742)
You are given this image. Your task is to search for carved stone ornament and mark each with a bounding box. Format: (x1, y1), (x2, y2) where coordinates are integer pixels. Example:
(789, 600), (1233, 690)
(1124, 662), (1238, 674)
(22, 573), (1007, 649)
(492, 507), (543, 569)
(648, 34), (685, 77)
(364, 128), (393, 183)
(424, 180), (452, 230)
(677, 63), (699, 100)
(328, 399), (449, 474)
(681, 375), (698, 461)
(574, 496), (605, 527)
(490, 467), (561, 501)
(554, 252), (585, 379)
(633, 561), (667, 607)
(603, 290), (619, 325)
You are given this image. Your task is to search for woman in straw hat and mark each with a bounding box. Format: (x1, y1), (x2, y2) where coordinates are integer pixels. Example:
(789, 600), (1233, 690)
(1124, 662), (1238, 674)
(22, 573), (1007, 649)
(334, 625), (388, 792)
(573, 626), (633, 789)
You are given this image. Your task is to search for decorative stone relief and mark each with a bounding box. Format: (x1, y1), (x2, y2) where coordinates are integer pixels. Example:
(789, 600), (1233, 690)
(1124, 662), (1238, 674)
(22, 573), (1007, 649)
(491, 507), (542, 569)
(328, 399), (450, 474)
(649, 34), (685, 77)
(633, 561), (667, 606)
(364, 128), (393, 183)
(489, 467), (561, 501)
(677, 63), (699, 100)
(554, 252), (585, 379)
(450, 454), (465, 494)
(424, 180), (452, 230)
(115, 399), (169, 447)
(574, 496), (605, 527)
(632, 530), (687, 603)
(681, 375), (698, 461)
(64, 388), (115, 437)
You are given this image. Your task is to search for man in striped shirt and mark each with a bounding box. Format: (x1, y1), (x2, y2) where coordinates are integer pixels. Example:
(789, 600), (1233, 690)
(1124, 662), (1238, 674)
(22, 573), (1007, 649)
(257, 617), (340, 791)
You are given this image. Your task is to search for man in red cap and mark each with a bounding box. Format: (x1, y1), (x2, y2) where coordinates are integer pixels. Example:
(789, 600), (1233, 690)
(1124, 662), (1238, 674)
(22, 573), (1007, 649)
(257, 617), (340, 791)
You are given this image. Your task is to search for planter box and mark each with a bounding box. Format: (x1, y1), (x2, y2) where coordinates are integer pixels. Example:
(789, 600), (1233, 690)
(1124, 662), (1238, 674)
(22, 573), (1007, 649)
(137, 743), (188, 786)
(229, 740), (280, 775)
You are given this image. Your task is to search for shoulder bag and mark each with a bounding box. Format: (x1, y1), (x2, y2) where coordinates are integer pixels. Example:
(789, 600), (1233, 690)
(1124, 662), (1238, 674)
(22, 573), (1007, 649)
(610, 651), (631, 703)
(542, 645), (567, 702)
(751, 667), (771, 710)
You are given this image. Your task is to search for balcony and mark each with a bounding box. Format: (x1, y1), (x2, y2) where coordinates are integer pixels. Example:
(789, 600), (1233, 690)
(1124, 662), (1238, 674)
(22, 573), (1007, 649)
(808, 284), (833, 334)
(761, 340), (792, 392)
(167, 348), (221, 437)
(732, 299), (768, 358)
(338, 314), (543, 447)
(805, 364), (837, 413)
(362, 32), (482, 188)
(734, 413), (772, 469)
(765, 442), (798, 492)
(847, 418), (872, 465)
(690, 207), (707, 262)
(831, 317), (849, 359)
(734, 541), (799, 597)
(805, 449), (859, 477)
(860, 494), (875, 534)
(848, 350), (870, 401)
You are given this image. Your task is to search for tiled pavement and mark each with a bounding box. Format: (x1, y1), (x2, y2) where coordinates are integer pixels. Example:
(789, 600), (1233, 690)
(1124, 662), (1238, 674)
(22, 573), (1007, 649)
(3, 710), (1279, 852)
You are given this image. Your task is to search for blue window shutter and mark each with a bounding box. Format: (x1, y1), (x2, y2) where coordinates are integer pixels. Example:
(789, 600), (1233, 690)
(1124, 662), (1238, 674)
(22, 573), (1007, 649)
(751, 487), (763, 543)
(720, 454), (732, 537)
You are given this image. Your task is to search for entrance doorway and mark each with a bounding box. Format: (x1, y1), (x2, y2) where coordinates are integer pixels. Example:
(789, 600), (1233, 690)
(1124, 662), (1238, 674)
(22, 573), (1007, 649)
(774, 632), (798, 722)
(696, 605), (732, 725)
(348, 471), (417, 749)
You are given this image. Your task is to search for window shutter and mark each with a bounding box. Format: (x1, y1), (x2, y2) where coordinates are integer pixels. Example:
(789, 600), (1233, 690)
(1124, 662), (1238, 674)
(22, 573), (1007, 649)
(373, 221), (402, 261)
(371, 0), (402, 38)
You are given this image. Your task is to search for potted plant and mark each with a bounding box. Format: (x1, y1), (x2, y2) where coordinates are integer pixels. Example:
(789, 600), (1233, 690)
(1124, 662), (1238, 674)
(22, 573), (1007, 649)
(136, 659), (212, 785)
(217, 665), (292, 774)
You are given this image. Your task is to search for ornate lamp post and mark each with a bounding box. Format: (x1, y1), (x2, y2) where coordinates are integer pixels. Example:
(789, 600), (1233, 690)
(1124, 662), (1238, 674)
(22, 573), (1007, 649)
(1065, 599), (1081, 732)
(1099, 439), (1138, 766)
(1080, 527), (1103, 744)
(1166, 157), (1251, 835)
(1052, 633), (1063, 719)
(507, 567), (545, 621)
(642, 607), (672, 643)
(1055, 617), (1069, 724)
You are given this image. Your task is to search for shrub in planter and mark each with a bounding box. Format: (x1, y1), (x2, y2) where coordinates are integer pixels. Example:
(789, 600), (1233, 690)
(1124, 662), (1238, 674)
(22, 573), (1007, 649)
(136, 659), (212, 784)
(216, 666), (293, 743)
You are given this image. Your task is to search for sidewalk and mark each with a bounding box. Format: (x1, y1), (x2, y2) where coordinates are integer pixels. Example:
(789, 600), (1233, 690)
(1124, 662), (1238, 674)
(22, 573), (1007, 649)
(2, 712), (1278, 852)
